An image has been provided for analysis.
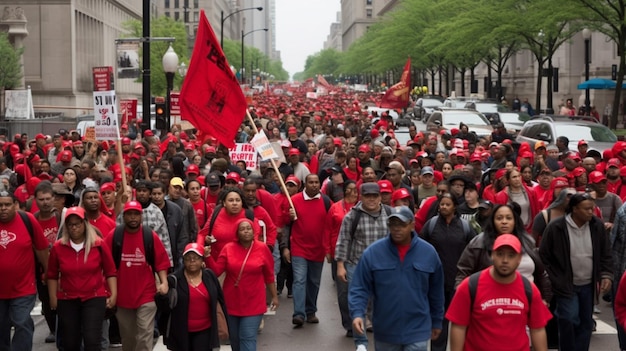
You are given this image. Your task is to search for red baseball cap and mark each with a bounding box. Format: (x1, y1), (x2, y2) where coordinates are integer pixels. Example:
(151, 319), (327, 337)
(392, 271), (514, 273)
(225, 172), (240, 183)
(123, 200), (143, 213)
(186, 164), (200, 175)
(288, 148), (300, 157)
(493, 234), (521, 253)
(122, 137), (131, 145)
(551, 177), (570, 189)
(183, 243), (203, 257)
(578, 140), (588, 147)
(391, 188), (411, 203)
(35, 133), (46, 140)
(64, 207), (85, 221)
(60, 150), (72, 163)
(377, 180), (393, 193)
(588, 170), (607, 184)
(358, 144), (370, 153)
(570, 167), (586, 177)
(288, 127), (297, 134)
(608, 158), (621, 168)
(144, 130), (154, 137)
(285, 175), (301, 187)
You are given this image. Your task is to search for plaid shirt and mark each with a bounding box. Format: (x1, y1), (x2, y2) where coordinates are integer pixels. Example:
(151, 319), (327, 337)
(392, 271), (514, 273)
(611, 203), (626, 276)
(335, 202), (389, 265)
(117, 203), (173, 266)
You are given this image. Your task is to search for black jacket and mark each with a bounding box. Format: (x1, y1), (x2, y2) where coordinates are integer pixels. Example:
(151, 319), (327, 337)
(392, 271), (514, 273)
(539, 215), (613, 299)
(164, 268), (227, 351)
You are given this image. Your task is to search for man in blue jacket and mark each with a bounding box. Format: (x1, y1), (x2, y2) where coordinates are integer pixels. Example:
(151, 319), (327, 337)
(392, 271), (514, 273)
(349, 206), (445, 351)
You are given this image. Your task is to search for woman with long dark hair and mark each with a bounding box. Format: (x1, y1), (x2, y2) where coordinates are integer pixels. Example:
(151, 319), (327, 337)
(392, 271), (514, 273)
(495, 168), (540, 232)
(455, 203), (552, 302)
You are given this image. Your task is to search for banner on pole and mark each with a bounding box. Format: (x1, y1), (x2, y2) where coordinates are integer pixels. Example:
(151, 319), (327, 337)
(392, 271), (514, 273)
(93, 90), (120, 140)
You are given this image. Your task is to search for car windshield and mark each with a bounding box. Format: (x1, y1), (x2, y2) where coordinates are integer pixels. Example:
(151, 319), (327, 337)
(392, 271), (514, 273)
(422, 99), (443, 108)
(554, 124), (617, 143)
(394, 129), (411, 146)
(444, 112), (490, 126)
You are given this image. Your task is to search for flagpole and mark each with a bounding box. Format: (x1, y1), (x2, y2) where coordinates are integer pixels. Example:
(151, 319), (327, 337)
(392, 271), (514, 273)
(245, 109), (297, 220)
(116, 140), (128, 197)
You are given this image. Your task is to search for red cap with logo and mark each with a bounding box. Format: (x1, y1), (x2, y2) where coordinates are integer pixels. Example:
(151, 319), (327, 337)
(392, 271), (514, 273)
(551, 177), (570, 189)
(377, 180), (393, 193)
(588, 170), (607, 184)
(608, 158), (621, 168)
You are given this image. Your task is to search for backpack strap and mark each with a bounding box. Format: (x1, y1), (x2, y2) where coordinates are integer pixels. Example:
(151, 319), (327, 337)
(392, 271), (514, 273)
(322, 194), (331, 212)
(426, 215), (439, 237)
(143, 225), (155, 272)
(461, 218), (471, 241)
(346, 208), (363, 262)
(18, 211), (34, 245)
(112, 226), (124, 269)
(207, 205), (223, 236)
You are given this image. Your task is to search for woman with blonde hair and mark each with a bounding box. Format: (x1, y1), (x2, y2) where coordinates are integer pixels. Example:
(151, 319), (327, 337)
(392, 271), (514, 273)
(47, 207), (117, 351)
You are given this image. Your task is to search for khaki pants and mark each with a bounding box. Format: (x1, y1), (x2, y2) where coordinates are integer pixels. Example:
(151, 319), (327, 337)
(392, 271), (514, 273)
(116, 302), (157, 351)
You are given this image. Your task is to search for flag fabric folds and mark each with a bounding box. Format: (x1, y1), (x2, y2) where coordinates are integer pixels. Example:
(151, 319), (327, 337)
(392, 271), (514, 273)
(179, 10), (246, 148)
(380, 58), (411, 109)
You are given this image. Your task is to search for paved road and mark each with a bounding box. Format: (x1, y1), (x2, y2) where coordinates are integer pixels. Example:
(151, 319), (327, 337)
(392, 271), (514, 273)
(32, 263), (622, 350)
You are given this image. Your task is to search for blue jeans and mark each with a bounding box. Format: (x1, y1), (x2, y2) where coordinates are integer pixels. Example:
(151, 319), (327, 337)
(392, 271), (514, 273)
(0, 294), (36, 351)
(227, 314), (263, 351)
(555, 283), (594, 351)
(374, 339), (428, 351)
(291, 256), (323, 319)
(346, 262), (368, 347)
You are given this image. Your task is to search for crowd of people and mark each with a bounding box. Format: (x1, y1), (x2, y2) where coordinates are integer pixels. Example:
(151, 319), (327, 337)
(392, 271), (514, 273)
(3, 90), (626, 351)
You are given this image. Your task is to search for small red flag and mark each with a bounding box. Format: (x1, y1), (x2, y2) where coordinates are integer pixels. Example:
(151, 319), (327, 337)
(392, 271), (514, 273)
(180, 10), (246, 148)
(380, 58), (411, 109)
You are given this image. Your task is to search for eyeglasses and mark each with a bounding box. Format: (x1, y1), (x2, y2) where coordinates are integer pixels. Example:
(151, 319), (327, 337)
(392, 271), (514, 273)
(66, 221), (84, 228)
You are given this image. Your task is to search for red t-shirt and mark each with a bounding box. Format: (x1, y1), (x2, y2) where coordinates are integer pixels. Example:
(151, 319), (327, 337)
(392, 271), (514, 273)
(0, 212), (49, 298)
(187, 282), (212, 332)
(195, 209), (260, 261)
(37, 215), (59, 246)
(47, 239), (116, 301)
(207, 240), (274, 316)
(104, 227), (171, 309)
(89, 214), (116, 239)
(396, 243), (411, 262)
(191, 199), (208, 230)
(445, 269), (552, 351)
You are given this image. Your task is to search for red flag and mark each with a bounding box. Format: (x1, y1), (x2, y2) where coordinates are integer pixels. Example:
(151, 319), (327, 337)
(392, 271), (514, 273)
(317, 75), (332, 89)
(380, 58), (411, 109)
(180, 10), (246, 148)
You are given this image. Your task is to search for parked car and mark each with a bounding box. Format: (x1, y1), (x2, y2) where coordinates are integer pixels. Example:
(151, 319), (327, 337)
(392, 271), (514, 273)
(493, 112), (531, 134)
(443, 96), (480, 108)
(426, 109), (493, 138)
(412, 96), (444, 121)
(464, 101), (509, 124)
(516, 115), (617, 152)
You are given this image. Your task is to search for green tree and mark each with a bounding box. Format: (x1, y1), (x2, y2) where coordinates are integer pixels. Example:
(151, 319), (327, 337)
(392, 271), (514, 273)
(574, 0), (626, 128)
(122, 16), (189, 96)
(0, 32), (23, 118)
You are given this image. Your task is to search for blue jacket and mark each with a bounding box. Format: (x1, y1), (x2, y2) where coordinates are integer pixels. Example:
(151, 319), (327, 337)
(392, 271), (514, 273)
(349, 232), (445, 344)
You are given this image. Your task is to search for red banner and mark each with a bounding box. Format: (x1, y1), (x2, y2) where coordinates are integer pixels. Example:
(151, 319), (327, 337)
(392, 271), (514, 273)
(179, 10), (246, 148)
(92, 66), (114, 91)
(119, 98), (137, 125)
(169, 92), (180, 116)
(380, 58), (411, 109)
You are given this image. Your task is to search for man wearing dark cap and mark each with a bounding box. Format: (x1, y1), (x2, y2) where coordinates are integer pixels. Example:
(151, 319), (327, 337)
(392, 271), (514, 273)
(287, 127), (308, 155)
(349, 206), (444, 351)
(201, 172), (223, 206)
(447, 234), (552, 351)
(335, 183), (391, 345)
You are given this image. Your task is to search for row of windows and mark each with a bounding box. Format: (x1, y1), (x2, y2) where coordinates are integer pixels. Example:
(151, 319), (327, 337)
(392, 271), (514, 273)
(164, 11), (199, 22)
(164, 0), (199, 9)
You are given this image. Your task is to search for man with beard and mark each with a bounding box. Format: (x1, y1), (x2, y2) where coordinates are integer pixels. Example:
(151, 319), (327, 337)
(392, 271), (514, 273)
(310, 136), (337, 177)
(447, 234), (552, 351)
(80, 187), (116, 238)
(105, 201), (171, 351)
(607, 158), (622, 194)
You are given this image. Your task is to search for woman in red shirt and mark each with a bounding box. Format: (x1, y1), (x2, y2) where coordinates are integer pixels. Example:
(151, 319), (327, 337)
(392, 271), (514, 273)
(47, 207), (117, 351)
(186, 179), (209, 229)
(207, 218), (278, 351)
(164, 243), (226, 351)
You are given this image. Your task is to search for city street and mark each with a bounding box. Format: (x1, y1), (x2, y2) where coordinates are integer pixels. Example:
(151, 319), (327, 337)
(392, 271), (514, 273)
(32, 263), (622, 350)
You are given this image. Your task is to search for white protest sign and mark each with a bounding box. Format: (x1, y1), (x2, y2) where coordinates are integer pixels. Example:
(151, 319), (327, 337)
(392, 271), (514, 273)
(250, 130), (280, 161)
(93, 90), (120, 140)
(229, 143), (258, 170)
(4, 87), (35, 119)
(306, 92), (318, 99)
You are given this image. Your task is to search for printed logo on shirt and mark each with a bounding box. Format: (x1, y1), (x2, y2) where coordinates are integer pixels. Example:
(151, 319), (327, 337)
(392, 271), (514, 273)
(480, 297), (524, 315)
(121, 247), (146, 267)
(196, 209), (204, 215)
(0, 229), (17, 249)
(43, 227), (58, 245)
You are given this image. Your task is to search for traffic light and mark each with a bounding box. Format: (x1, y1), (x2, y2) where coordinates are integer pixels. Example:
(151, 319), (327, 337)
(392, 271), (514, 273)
(155, 97), (167, 130)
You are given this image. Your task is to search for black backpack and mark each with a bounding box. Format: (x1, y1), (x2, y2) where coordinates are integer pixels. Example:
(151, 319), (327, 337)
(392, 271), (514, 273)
(111, 225), (156, 272)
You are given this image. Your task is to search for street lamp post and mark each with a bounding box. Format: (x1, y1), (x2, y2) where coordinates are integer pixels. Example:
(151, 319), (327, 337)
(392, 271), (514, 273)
(583, 28), (591, 115)
(241, 28), (268, 85)
(221, 7), (263, 48)
(162, 45), (179, 134)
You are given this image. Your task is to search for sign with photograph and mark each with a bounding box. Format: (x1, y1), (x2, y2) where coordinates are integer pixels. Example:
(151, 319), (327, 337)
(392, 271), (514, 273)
(116, 42), (140, 79)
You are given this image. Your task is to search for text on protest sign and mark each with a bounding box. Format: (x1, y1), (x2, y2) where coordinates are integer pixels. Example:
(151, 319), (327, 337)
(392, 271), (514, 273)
(93, 90), (120, 140)
(229, 143), (258, 170)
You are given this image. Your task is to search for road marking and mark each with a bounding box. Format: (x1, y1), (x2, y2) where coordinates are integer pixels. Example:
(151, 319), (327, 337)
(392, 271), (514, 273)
(593, 315), (617, 335)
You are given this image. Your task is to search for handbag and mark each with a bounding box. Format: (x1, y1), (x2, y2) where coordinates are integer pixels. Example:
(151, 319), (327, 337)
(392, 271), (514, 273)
(216, 302), (229, 340)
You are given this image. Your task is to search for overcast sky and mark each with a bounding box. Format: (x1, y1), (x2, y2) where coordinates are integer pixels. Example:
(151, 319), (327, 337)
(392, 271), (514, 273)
(275, 0), (341, 79)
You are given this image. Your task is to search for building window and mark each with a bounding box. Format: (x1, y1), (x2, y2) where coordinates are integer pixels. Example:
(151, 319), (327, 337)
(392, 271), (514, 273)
(174, 0), (179, 8)
(165, 11), (170, 17)
(165, 0), (169, 8)
(194, 11), (199, 22)
(193, 0), (198, 8)
(366, 9), (372, 18)
(175, 11), (179, 20)
(366, 0), (372, 4)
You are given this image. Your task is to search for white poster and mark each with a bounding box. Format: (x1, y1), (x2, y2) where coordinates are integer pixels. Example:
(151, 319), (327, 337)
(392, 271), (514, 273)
(93, 90), (120, 140)
(4, 88), (34, 119)
(250, 130), (280, 161)
(229, 143), (258, 170)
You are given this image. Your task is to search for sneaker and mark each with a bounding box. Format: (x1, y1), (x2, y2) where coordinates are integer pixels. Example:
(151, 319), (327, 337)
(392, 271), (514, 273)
(292, 316), (304, 327)
(45, 334), (55, 343)
(110, 343), (123, 348)
(594, 306), (601, 314)
(306, 314), (319, 323)
(356, 345), (367, 351)
(287, 290), (293, 298)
